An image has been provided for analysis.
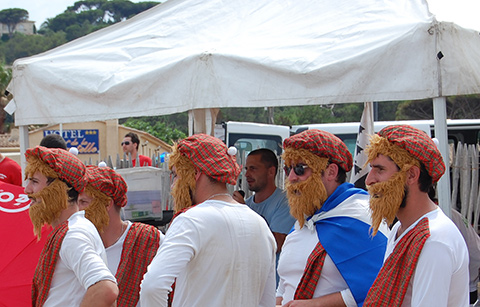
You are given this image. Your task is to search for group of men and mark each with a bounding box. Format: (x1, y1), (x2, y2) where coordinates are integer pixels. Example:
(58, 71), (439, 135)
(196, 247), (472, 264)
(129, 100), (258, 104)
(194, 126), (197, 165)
(24, 125), (473, 306)
(25, 133), (162, 307)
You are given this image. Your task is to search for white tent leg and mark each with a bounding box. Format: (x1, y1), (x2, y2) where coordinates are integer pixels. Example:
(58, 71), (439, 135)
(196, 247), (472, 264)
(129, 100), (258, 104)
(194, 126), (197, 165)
(188, 110), (194, 136)
(433, 97), (451, 218)
(19, 125), (29, 185)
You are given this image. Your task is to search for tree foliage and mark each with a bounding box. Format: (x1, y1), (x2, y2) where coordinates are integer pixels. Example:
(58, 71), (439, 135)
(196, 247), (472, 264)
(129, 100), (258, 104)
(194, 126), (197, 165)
(0, 62), (12, 133)
(0, 1), (159, 65)
(0, 32), (67, 64)
(217, 104), (366, 126)
(0, 62), (11, 95)
(396, 96), (480, 120)
(0, 8), (29, 37)
(122, 116), (187, 145)
(42, 0), (159, 38)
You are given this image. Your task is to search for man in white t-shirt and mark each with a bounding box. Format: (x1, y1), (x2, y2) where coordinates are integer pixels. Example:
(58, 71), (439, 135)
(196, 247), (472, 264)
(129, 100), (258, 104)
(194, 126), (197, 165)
(140, 134), (276, 307)
(78, 165), (164, 307)
(363, 125), (469, 307)
(24, 146), (117, 306)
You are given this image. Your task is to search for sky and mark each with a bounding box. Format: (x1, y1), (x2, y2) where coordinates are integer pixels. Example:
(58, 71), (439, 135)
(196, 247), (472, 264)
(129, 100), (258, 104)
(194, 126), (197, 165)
(1, 0), (480, 31)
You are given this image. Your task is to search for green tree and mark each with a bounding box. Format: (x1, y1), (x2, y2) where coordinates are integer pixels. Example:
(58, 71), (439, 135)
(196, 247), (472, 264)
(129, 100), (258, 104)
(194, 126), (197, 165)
(46, 12), (81, 32)
(122, 117), (187, 145)
(0, 62), (12, 133)
(0, 31), (67, 64)
(43, 0), (159, 39)
(375, 101), (401, 121)
(0, 62), (11, 96)
(0, 8), (29, 38)
(396, 96), (480, 120)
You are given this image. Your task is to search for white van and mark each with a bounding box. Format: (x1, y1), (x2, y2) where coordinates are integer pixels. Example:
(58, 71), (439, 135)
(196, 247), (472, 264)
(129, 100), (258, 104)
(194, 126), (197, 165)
(292, 119), (480, 156)
(216, 121), (290, 198)
(218, 121), (290, 156)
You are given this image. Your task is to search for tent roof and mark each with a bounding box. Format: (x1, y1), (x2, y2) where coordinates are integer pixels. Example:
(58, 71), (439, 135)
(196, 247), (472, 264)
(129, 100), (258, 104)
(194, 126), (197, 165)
(7, 0), (480, 125)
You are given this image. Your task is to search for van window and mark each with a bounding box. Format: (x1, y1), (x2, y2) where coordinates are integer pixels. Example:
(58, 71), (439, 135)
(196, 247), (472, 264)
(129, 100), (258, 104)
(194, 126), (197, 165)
(228, 133), (283, 156)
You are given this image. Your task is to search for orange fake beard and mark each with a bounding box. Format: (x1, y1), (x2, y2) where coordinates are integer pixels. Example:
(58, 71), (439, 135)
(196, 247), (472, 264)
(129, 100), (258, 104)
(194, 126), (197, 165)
(171, 169), (196, 212)
(282, 148), (329, 228)
(169, 149), (196, 213)
(367, 170), (407, 236)
(285, 173), (327, 227)
(28, 179), (69, 239)
(83, 186), (111, 233)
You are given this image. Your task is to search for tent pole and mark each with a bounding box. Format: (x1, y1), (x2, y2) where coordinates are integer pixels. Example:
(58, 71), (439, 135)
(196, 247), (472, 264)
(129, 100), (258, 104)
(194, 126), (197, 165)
(19, 125), (29, 185)
(433, 96), (451, 218)
(188, 110), (194, 136)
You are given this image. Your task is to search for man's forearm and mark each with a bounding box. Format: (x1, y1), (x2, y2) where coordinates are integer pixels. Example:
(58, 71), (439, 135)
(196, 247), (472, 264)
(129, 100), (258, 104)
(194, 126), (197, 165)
(81, 280), (118, 307)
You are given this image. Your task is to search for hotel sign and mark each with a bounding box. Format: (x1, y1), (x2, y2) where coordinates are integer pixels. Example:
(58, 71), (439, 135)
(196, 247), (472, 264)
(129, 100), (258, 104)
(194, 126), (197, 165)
(43, 129), (99, 154)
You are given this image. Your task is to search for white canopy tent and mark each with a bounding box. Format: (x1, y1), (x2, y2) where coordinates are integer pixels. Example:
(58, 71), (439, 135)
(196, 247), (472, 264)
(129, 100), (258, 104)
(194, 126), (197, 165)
(6, 0), (480, 215)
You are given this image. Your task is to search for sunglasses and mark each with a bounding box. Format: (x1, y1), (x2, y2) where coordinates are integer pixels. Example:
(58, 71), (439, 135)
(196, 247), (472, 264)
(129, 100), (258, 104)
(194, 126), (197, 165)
(121, 141), (131, 146)
(284, 164), (309, 176)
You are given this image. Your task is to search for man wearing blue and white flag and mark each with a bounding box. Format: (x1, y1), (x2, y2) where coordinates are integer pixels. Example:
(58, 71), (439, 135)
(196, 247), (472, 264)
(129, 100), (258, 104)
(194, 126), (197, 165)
(276, 129), (388, 307)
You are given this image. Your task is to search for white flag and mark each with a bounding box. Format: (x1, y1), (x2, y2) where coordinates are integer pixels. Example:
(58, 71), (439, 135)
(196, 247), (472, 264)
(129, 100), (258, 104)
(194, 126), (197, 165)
(350, 102), (374, 189)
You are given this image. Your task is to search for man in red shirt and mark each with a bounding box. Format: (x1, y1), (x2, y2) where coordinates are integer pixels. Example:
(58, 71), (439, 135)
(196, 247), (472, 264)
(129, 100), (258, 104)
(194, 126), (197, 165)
(121, 132), (152, 167)
(0, 152), (22, 186)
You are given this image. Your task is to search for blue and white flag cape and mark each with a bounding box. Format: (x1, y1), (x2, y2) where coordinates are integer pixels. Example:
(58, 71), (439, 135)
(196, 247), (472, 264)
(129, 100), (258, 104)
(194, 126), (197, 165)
(313, 182), (387, 306)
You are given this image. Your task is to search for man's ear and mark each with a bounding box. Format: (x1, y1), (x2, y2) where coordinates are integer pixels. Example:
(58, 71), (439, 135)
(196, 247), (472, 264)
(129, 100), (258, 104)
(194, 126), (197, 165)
(406, 165), (420, 184)
(325, 163), (338, 181)
(268, 165), (277, 177)
(106, 198), (115, 211)
(195, 171), (202, 181)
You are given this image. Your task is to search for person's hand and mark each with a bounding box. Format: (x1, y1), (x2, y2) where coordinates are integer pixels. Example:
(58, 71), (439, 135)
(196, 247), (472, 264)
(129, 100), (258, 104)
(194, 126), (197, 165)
(232, 191), (246, 204)
(282, 299), (316, 307)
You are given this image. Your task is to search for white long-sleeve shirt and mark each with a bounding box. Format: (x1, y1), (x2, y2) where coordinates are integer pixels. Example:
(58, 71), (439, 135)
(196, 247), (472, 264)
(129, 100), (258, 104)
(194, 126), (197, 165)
(140, 200), (276, 307)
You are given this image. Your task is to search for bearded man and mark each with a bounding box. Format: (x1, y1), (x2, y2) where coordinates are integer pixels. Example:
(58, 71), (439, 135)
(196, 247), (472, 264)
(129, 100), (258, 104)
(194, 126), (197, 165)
(363, 125), (469, 307)
(78, 165), (164, 307)
(24, 146), (117, 307)
(140, 134), (276, 307)
(276, 129), (388, 307)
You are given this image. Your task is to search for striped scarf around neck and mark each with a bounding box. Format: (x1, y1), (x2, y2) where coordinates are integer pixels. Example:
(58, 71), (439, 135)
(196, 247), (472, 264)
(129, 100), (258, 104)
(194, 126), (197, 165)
(363, 217), (430, 307)
(32, 221), (69, 307)
(115, 223), (161, 307)
(294, 241), (327, 299)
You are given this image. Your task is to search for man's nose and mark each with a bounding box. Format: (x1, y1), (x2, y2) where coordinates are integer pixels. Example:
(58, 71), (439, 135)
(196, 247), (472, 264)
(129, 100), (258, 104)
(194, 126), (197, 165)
(286, 168), (298, 182)
(365, 171), (375, 186)
(24, 182), (32, 194)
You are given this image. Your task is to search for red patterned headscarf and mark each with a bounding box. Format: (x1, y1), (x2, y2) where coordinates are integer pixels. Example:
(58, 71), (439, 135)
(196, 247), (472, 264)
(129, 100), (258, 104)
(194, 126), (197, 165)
(283, 129), (353, 172)
(367, 125), (445, 183)
(173, 134), (241, 185)
(25, 146), (87, 193)
(85, 165), (128, 207)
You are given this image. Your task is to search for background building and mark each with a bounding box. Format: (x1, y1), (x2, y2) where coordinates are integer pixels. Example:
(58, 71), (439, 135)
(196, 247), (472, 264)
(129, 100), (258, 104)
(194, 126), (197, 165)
(0, 20), (35, 36)
(1, 119), (171, 165)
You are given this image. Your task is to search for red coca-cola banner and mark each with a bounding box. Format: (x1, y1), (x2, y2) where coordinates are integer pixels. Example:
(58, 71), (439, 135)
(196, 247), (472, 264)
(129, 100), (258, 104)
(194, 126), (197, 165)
(0, 182), (50, 307)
